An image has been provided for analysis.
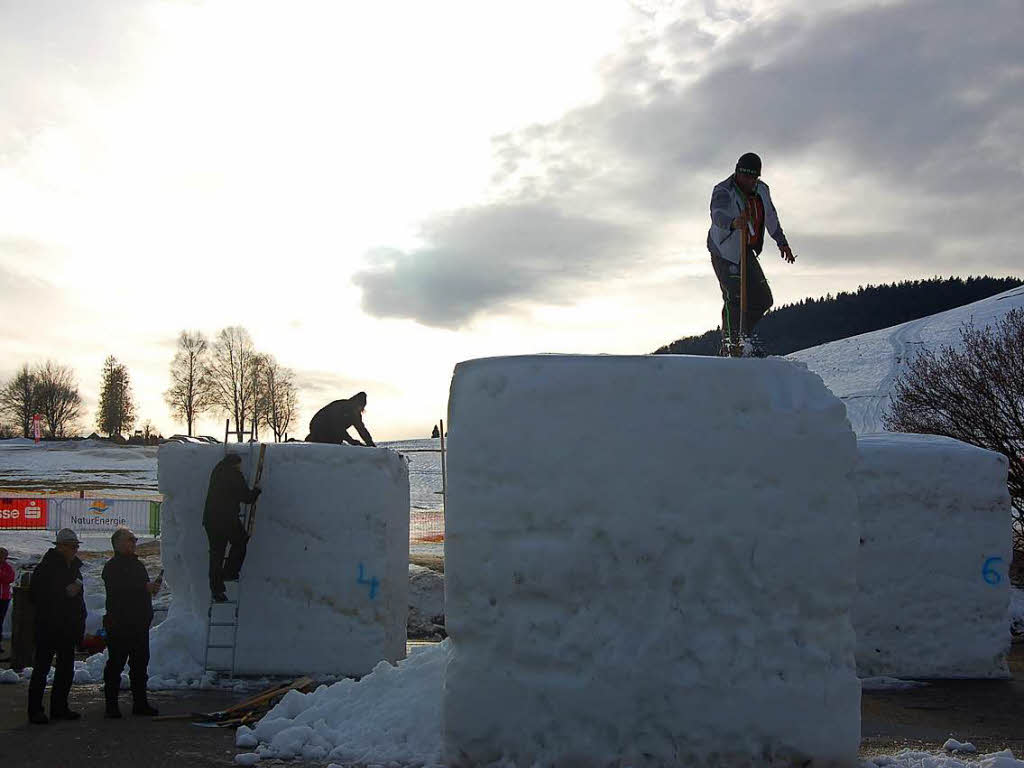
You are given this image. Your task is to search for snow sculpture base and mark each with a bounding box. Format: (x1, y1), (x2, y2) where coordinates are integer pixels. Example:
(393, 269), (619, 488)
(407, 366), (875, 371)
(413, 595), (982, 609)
(442, 355), (861, 767)
(854, 433), (1012, 679)
(158, 443), (409, 677)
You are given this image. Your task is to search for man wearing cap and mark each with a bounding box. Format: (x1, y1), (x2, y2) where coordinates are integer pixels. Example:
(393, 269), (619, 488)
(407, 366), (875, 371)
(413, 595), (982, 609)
(102, 526), (160, 718)
(27, 528), (86, 724)
(203, 453), (261, 603)
(707, 152), (796, 355)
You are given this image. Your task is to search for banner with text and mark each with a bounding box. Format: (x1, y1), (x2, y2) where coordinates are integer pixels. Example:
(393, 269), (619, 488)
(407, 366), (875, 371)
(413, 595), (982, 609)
(55, 499), (161, 535)
(0, 498), (49, 529)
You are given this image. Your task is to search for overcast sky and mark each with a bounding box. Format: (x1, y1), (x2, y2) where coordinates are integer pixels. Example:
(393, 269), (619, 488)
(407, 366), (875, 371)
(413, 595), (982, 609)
(2, 0), (1021, 440)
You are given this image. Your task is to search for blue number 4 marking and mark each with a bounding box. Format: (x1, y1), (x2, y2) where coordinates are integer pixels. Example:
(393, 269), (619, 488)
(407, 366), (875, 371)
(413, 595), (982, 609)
(357, 563), (380, 600)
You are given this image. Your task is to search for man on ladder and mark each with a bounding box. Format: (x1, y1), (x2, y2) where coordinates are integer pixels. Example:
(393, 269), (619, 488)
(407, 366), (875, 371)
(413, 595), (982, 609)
(202, 453), (262, 603)
(707, 152), (796, 356)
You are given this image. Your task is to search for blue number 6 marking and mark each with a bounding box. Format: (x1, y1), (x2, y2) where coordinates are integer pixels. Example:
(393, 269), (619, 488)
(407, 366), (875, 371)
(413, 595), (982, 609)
(982, 556), (1004, 585)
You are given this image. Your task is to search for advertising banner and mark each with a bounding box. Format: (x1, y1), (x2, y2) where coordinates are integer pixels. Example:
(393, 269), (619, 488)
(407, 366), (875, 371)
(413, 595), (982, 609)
(56, 498), (160, 535)
(0, 498), (49, 529)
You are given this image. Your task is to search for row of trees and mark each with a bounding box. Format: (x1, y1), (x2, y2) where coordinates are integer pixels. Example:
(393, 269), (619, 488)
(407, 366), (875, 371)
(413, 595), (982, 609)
(0, 326), (301, 443)
(0, 357), (149, 440)
(0, 362), (84, 439)
(165, 327), (299, 442)
(656, 276), (1023, 356)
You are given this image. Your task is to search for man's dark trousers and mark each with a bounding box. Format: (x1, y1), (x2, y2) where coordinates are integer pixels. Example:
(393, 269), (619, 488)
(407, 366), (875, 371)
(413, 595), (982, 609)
(104, 629), (150, 705)
(28, 632), (75, 715)
(206, 519), (248, 595)
(711, 248), (773, 342)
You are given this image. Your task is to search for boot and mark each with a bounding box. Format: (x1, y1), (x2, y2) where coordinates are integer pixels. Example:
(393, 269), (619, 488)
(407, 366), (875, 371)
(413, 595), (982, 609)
(28, 710), (49, 725)
(132, 701), (159, 716)
(105, 699), (122, 718)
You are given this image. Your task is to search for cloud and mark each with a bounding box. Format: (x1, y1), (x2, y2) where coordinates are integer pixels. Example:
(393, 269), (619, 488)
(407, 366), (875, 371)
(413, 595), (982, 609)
(355, 0), (1024, 328)
(293, 370), (400, 400)
(354, 203), (643, 327)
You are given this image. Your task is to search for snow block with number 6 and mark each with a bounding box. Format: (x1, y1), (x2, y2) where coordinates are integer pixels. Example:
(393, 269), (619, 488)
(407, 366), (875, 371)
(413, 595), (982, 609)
(853, 433), (1012, 678)
(442, 355), (862, 767)
(158, 442), (409, 676)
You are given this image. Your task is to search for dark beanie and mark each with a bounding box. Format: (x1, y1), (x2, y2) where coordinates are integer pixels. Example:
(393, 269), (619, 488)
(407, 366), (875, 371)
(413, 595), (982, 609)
(736, 152), (761, 176)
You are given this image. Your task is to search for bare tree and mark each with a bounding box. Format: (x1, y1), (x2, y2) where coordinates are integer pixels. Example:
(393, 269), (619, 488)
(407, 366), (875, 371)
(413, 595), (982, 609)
(96, 356), (137, 438)
(0, 363), (38, 437)
(35, 361), (83, 438)
(206, 326), (258, 442)
(164, 330), (211, 436)
(261, 357), (299, 442)
(884, 308), (1024, 549)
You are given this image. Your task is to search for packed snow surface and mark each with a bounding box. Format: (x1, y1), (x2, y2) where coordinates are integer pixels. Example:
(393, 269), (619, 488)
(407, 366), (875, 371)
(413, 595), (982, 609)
(789, 285), (1024, 434)
(443, 354), (861, 767)
(159, 442), (409, 676)
(853, 433), (1012, 678)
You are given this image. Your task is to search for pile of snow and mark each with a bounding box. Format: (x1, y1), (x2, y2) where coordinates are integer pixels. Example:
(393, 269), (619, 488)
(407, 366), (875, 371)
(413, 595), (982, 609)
(237, 640), (446, 765)
(790, 285), (1024, 434)
(158, 442), (409, 677)
(407, 564), (445, 638)
(443, 355), (861, 767)
(854, 433), (1012, 678)
(862, 748), (1024, 767)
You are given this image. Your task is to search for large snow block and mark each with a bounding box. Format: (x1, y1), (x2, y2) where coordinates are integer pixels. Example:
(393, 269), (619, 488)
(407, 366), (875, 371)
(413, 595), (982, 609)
(854, 433), (1012, 679)
(158, 443), (409, 676)
(442, 355), (861, 768)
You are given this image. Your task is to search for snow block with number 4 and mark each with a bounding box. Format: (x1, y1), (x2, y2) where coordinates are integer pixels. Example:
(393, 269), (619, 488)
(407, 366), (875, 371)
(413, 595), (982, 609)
(443, 355), (862, 768)
(854, 433), (1012, 679)
(158, 442), (409, 676)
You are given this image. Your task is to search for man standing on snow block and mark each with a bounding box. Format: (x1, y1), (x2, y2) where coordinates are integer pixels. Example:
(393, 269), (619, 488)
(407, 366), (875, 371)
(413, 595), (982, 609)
(27, 528), (86, 725)
(305, 391), (376, 447)
(707, 152), (796, 355)
(102, 526), (160, 718)
(203, 453), (261, 603)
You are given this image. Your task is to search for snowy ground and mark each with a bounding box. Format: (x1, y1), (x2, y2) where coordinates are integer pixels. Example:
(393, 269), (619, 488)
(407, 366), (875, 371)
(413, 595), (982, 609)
(789, 285), (1024, 434)
(0, 437), (445, 514)
(0, 438), (158, 496)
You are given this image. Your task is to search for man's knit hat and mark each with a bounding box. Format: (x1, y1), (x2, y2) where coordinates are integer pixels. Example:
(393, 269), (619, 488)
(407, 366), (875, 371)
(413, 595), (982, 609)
(736, 152), (761, 176)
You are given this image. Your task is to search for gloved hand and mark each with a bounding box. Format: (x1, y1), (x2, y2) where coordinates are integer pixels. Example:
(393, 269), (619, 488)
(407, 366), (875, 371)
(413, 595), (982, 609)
(780, 245), (796, 263)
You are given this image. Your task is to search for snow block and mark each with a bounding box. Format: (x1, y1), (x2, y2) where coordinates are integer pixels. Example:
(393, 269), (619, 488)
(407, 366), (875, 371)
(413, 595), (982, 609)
(853, 433), (1012, 679)
(158, 443), (409, 676)
(442, 355), (861, 767)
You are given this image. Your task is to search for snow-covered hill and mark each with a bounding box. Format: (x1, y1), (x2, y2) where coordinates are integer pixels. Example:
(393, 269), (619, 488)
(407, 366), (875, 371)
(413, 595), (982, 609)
(789, 285), (1024, 434)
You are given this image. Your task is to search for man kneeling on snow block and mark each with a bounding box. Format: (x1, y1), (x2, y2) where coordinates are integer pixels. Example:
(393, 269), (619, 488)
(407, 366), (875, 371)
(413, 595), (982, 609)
(305, 391), (376, 447)
(203, 453), (261, 603)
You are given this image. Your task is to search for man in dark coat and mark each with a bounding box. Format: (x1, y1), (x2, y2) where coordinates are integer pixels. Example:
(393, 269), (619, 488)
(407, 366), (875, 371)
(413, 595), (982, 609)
(102, 526), (160, 718)
(306, 391), (376, 447)
(28, 528), (86, 724)
(203, 453), (260, 602)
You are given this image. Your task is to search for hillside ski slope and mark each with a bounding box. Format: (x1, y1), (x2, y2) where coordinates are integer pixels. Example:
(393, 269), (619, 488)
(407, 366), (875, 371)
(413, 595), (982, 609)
(789, 286), (1024, 434)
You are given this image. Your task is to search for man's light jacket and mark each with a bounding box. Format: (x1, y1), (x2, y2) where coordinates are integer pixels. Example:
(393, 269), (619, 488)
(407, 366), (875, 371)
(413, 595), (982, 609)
(707, 175), (788, 265)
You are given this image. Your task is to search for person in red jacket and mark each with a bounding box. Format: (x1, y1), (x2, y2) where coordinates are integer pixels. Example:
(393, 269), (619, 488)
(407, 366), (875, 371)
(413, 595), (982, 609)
(0, 547), (15, 654)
